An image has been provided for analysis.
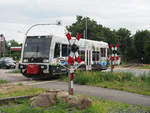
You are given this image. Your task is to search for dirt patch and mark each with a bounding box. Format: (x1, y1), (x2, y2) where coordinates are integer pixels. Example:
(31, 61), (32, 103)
(0, 85), (29, 94)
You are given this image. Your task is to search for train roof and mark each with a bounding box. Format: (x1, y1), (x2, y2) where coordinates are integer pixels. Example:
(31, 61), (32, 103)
(53, 35), (108, 48)
(26, 34), (108, 48)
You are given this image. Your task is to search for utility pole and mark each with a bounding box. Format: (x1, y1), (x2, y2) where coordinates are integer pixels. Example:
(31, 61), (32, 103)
(85, 18), (88, 70)
(85, 18), (87, 40)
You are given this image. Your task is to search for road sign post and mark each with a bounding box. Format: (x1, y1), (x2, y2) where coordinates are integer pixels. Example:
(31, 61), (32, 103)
(66, 33), (82, 95)
(110, 44), (119, 72)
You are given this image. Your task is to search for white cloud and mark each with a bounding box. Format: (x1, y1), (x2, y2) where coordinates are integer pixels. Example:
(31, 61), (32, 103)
(0, 0), (150, 42)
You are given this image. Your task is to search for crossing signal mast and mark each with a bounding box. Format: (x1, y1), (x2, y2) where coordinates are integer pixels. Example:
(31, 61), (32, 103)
(110, 44), (119, 72)
(66, 32), (82, 95)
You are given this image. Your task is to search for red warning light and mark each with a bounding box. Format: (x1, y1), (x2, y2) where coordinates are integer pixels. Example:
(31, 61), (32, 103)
(116, 56), (119, 60)
(76, 33), (81, 41)
(66, 33), (72, 40)
(110, 44), (113, 48)
(110, 56), (114, 61)
(116, 44), (119, 48)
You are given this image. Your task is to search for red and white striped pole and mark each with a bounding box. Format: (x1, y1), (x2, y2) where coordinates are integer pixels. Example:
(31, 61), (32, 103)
(69, 71), (74, 95)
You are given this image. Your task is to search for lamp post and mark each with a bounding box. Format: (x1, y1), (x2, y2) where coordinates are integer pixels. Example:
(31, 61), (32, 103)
(8, 42), (11, 57)
(25, 21), (62, 36)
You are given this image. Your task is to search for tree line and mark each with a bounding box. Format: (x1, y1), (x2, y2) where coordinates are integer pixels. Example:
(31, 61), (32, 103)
(3, 40), (21, 61)
(66, 16), (150, 63)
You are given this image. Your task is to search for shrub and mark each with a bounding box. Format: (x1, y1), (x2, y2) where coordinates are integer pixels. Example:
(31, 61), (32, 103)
(74, 71), (135, 85)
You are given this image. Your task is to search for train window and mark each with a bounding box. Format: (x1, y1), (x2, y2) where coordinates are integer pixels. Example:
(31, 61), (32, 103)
(96, 51), (100, 61)
(79, 50), (85, 61)
(67, 45), (71, 55)
(62, 44), (68, 57)
(92, 51), (96, 61)
(54, 43), (60, 58)
(92, 51), (99, 61)
(101, 48), (106, 57)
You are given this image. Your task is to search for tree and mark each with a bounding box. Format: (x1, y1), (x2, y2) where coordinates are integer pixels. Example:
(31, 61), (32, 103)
(134, 30), (150, 63)
(66, 16), (150, 64)
(5, 40), (21, 60)
(102, 28), (117, 44)
(116, 28), (132, 61)
(66, 16), (105, 41)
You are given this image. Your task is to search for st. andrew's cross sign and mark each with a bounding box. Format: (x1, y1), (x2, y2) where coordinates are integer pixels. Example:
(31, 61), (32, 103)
(110, 43), (119, 72)
(66, 32), (82, 95)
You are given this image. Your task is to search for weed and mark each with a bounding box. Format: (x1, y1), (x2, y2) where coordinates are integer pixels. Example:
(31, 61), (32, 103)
(0, 86), (45, 98)
(0, 80), (8, 84)
(8, 69), (20, 73)
(0, 96), (149, 113)
(17, 83), (23, 86)
(60, 71), (150, 96)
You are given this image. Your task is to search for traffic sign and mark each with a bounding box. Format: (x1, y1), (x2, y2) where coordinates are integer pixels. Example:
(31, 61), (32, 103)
(66, 33), (82, 65)
(110, 44), (119, 61)
(110, 43), (119, 72)
(66, 32), (82, 95)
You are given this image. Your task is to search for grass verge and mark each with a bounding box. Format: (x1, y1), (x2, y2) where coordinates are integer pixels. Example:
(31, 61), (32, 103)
(0, 85), (45, 98)
(0, 80), (8, 85)
(0, 95), (149, 113)
(60, 71), (150, 96)
(137, 65), (150, 69)
(7, 69), (21, 73)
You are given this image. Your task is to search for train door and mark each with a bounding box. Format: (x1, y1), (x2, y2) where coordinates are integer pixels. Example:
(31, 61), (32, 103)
(85, 49), (92, 70)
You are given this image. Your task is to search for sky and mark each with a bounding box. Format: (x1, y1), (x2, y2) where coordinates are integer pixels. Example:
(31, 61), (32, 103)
(0, 0), (150, 43)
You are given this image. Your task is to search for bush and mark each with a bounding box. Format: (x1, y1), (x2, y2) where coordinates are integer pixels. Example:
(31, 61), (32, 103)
(0, 80), (8, 84)
(74, 71), (137, 85)
(139, 72), (150, 83)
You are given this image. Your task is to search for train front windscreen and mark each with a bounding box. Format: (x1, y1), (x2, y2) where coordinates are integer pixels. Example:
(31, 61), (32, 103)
(23, 36), (52, 63)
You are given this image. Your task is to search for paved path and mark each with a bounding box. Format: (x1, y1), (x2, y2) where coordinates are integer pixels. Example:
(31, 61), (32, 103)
(0, 69), (29, 82)
(27, 80), (150, 107)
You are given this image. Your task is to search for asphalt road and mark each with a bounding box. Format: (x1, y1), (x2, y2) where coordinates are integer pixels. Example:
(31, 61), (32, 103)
(0, 69), (29, 82)
(28, 80), (150, 107)
(1, 67), (149, 82)
(0, 68), (150, 107)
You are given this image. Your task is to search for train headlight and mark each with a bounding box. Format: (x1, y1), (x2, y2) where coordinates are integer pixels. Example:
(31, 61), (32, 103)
(20, 65), (23, 69)
(23, 59), (28, 63)
(43, 59), (49, 63)
(19, 65), (26, 69)
(41, 65), (45, 69)
(40, 65), (47, 69)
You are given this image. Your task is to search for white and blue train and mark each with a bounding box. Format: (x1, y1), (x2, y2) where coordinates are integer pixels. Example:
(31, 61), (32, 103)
(19, 33), (109, 79)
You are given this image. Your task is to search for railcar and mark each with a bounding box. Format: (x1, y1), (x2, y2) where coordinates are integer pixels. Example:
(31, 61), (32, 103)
(19, 34), (109, 79)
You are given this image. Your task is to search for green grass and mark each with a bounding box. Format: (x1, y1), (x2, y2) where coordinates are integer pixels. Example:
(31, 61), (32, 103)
(0, 86), (45, 98)
(7, 69), (21, 73)
(0, 80), (8, 84)
(0, 96), (149, 113)
(138, 65), (150, 69)
(60, 71), (150, 96)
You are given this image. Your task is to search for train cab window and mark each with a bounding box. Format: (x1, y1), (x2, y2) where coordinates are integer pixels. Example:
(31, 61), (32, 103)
(54, 43), (60, 58)
(101, 48), (106, 57)
(62, 44), (68, 57)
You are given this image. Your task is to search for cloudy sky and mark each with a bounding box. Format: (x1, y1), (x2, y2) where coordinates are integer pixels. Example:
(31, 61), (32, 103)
(0, 0), (150, 43)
